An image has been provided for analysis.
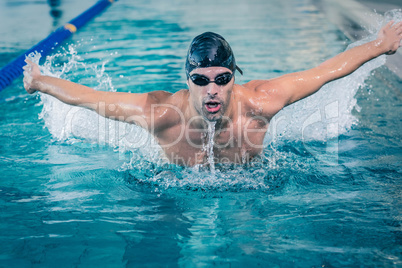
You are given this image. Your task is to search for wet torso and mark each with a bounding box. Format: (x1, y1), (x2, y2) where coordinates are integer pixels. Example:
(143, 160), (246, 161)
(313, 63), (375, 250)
(156, 116), (269, 166)
(152, 85), (273, 166)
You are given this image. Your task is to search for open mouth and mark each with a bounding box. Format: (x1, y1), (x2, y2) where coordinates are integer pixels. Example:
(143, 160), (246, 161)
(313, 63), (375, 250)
(205, 101), (222, 113)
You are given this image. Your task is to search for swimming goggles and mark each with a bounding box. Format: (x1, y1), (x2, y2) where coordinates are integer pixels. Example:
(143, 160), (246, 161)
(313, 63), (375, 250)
(190, 73), (233, 86)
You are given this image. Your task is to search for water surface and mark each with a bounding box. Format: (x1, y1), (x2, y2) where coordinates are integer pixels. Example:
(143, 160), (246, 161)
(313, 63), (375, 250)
(0, 0), (401, 267)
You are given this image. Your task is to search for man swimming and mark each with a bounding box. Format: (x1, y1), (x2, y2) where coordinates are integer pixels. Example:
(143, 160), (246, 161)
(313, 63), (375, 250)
(24, 21), (402, 166)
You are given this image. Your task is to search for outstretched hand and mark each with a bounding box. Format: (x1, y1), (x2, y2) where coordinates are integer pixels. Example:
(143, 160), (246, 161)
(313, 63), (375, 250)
(376, 20), (402, 55)
(23, 59), (41, 94)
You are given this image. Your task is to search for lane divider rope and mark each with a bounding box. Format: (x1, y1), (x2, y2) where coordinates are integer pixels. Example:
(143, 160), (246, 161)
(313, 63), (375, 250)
(0, 0), (117, 92)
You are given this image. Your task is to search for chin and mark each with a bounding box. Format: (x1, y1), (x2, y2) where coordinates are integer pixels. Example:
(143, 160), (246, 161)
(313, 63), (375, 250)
(203, 111), (223, 122)
(201, 104), (226, 122)
(206, 115), (220, 122)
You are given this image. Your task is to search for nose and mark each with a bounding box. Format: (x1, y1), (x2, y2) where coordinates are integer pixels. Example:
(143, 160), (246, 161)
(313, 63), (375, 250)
(206, 83), (220, 97)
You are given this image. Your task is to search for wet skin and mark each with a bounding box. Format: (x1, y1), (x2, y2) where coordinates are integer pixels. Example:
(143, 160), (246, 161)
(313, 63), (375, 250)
(154, 67), (274, 166)
(23, 21), (402, 166)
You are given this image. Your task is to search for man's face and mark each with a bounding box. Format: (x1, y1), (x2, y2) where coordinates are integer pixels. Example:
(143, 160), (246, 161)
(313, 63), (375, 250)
(187, 67), (235, 122)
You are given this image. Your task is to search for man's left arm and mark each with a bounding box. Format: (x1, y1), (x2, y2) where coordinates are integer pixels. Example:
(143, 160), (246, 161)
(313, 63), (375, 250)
(273, 20), (402, 106)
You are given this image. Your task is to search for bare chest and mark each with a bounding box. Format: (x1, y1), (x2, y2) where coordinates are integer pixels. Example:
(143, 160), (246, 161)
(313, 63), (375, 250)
(156, 117), (268, 166)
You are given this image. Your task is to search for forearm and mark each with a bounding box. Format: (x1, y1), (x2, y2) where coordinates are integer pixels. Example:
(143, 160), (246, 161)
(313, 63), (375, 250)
(32, 75), (99, 109)
(319, 39), (387, 81)
(282, 39), (388, 105)
(29, 73), (154, 121)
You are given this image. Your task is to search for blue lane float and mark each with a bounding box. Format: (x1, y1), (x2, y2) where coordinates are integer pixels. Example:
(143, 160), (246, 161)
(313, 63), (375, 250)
(0, 0), (117, 92)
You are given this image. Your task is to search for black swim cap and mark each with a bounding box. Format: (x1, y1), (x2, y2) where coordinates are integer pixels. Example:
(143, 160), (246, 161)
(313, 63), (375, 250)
(185, 32), (243, 78)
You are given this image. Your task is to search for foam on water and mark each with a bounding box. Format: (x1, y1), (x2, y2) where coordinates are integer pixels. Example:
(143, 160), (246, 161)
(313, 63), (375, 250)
(28, 11), (401, 191)
(28, 49), (161, 161)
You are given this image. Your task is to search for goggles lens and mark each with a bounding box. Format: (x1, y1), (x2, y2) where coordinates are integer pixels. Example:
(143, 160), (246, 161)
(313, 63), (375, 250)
(190, 73), (233, 86)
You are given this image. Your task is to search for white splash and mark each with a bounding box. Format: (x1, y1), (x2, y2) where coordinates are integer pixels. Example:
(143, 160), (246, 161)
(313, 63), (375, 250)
(206, 121), (216, 174)
(24, 10), (401, 191)
(26, 47), (161, 164)
(266, 11), (401, 144)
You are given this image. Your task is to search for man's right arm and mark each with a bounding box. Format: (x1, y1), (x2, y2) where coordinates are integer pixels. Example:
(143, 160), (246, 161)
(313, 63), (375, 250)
(246, 20), (402, 117)
(272, 21), (402, 106)
(23, 60), (169, 129)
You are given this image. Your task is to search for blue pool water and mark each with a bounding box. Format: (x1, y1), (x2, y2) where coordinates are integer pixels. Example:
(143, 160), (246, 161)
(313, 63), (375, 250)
(1, 0), (401, 266)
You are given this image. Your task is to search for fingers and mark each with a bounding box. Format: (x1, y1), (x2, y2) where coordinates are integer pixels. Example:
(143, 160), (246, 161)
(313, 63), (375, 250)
(396, 22), (402, 35)
(24, 59), (36, 69)
(23, 59), (34, 74)
(386, 20), (394, 28)
(393, 21), (402, 28)
(23, 58), (41, 94)
(395, 22), (402, 47)
(23, 59), (34, 93)
(22, 62), (31, 76)
(22, 64), (31, 73)
(386, 20), (402, 47)
(384, 20), (402, 32)
(389, 21), (402, 31)
(23, 72), (32, 92)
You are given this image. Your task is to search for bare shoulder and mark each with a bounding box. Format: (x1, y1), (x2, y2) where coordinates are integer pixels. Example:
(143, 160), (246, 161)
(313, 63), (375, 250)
(166, 89), (189, 107)
(147, 89), (189, 132)
(235, 79), (288, 118)
(147, 89), (187, 104)
(241, 76), (291, 93)
(146, 90), (173, 104)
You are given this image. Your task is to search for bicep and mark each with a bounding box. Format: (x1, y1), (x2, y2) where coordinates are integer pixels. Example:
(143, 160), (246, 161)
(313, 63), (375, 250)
(91, 90), (175, 131)
(276, 66), (333, 105)
(249, 67), (332, 116)
(37, 76), (160, 128)
(89, 91), (151, 127)
(279, 49), (372, 105)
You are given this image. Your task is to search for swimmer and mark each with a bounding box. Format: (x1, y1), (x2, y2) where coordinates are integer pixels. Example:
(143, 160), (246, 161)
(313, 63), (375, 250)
(23, 21), (402, 166)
